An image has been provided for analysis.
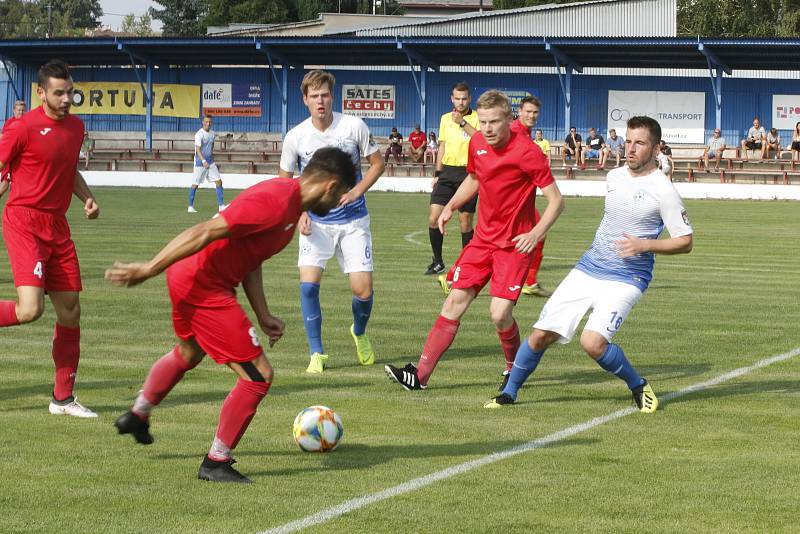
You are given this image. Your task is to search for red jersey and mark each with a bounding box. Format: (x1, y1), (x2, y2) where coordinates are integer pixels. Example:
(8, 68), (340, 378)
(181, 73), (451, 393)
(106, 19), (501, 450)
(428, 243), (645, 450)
(408, 130), (427, 149)
(0, 106), (84, 215)
(2, 115), (21, 134)
(467, 130), (554, 247)
(168, 178), (302, 304)
(510, 119), (531, 138)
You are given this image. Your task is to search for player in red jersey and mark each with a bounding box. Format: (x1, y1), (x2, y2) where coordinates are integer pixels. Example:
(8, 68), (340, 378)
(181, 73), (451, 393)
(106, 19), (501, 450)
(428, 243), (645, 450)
(385, 90), (564, 393)
(0, 61), (101, 418)
(511, 95), (552, 298)
(107, 147), (355, 484)
(0, 100), (27, 198)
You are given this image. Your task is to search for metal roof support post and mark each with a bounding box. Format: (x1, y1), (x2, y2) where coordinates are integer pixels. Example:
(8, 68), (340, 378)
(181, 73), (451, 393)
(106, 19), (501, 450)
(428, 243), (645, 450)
(255, 42), (295, 136)
(698, 41), (731, 132)
(398, 40), (439, 134)
(420, 66), (427, 134)
(545, 41), (582, 135)
(146, 62), (153, 152)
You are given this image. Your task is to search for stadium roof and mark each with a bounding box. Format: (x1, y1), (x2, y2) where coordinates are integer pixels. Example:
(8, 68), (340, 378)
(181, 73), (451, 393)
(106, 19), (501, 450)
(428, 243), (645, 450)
(1, 36), (800, 72)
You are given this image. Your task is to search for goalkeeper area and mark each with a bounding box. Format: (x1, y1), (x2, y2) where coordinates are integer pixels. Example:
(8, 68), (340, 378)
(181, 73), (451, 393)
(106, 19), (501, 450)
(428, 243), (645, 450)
(1, 188), (798, 532)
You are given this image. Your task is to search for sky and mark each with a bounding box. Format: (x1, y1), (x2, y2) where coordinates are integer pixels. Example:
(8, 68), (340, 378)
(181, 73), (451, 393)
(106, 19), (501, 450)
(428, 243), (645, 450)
(100, 0), (162, 31)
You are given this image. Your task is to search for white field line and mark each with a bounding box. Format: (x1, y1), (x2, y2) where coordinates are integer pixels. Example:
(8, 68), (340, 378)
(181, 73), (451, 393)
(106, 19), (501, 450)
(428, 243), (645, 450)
(403, 230), (426, 246)
(259, 346), (800, 534)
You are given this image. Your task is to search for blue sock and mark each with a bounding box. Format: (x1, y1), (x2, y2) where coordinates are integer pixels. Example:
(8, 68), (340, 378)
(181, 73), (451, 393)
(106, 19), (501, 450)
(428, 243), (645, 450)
(300, 283), (323, 354)
(188, 187), (197, 207)
(216, 186), (224, 206)
(595, 343), (645, 390)
(502, 340), (544, 400)
(351, 293), (373, 336)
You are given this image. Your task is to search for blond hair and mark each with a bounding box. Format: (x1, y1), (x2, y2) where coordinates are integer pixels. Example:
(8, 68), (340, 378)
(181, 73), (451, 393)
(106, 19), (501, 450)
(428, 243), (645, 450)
(476, 90), (511, 118)
(301, 70), (336, 97)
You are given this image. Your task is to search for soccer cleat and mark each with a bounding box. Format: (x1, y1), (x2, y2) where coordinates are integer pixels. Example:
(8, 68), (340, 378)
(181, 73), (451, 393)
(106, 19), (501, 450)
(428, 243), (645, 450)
(484, 393), (515, 409)
(48, 396), (98, 418)
(632, 381), (659, 413)
(187, 206), (198, 213)
(521, 283), (552, 297)
(306, 352), (329, 374)
(424, 259), (446, 275)
(218, 204), (228, 212)
(198, 457), (252, 484)
(384, 363), (425, 390)
(437, 274), (451, 296)
(498, 369), (511, 392)
(350, 324), (375, 365)
(114, 411), (154, 445)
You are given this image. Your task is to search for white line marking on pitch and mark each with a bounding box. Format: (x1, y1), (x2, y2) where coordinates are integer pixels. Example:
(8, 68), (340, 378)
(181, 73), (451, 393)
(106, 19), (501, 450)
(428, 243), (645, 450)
(403, 230), (426, 246)
(259, 346), (800, 534)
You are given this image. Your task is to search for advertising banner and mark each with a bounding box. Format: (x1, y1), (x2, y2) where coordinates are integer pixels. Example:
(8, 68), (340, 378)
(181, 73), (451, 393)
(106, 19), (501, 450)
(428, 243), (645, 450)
(342, 85), (395, 119)
(202, 83), (262, 116)
(31, 82), (200, 118)
(772, 95), (800, 130)
(607, 90), (706, 143)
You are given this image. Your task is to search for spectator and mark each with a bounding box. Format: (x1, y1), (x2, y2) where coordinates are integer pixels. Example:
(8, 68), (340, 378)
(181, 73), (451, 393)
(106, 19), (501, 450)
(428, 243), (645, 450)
(0, 99), (27, 198)
(792, 122), (800, 163)
(533, 129), (550, 163)
(604, 128), (625, 167)
(384, 127), (403, 164)
(740, 117), (766, 160)
(562, 126), (582, 167)
(657, 139), (673, 179)
(424, 131), (438, 164)
(703, 128), (726, 171)
(408, 124), (427, 163)
(582, 127), (606, 170)
(766, 128), (781, 159)
(79, 131), (93, 170)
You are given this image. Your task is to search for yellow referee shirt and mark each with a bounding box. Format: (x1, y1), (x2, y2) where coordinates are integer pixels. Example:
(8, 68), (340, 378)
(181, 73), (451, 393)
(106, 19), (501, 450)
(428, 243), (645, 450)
(534, 138), (550, 155)
(438, 109), (480, 167)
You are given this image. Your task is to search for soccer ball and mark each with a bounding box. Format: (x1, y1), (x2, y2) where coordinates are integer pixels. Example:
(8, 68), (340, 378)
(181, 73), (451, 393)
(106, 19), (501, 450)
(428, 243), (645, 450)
(292, 405), (343, 452)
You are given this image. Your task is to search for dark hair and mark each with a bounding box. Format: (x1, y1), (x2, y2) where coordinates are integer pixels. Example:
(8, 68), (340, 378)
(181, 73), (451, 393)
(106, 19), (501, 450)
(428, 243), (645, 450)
(520, 95), (541, 108)
(203, 114), (212, 120)
(452, 81), (471, 95)
(303, 147), (356, 190)
(627, 116), (661, 146)
(37, 59), (71, 88)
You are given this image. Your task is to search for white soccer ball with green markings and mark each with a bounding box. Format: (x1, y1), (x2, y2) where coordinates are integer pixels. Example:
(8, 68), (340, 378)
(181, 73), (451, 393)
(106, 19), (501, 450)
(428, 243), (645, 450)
(292, 405), (343, 452)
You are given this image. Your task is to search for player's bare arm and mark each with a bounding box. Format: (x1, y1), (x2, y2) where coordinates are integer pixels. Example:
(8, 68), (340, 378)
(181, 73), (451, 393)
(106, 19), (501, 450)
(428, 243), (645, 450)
(73, 171), (99, 219)
(437, 173), (479, 235)
(105, 215), (231, 287)
(338, 151), (384, 207)
(615, 233), (693, 257)
(242, 266), (285, 347)
(511, 183), (565, 254)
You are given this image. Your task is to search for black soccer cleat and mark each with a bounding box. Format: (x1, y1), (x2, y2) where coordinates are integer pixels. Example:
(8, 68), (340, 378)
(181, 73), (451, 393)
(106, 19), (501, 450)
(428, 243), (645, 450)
(424, 259), (446, 275)
(114, 411), (154, 445)
(499, 369), (511, 392)
(198, 456), (253, 484)
(385, 363), (425, 390)
(484, 393), (515, 409)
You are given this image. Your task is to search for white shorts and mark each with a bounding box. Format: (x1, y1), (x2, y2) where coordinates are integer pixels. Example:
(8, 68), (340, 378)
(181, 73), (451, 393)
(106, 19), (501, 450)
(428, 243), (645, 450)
(193, 163), (222, 185)
(298, 215), (373, 273)
(534, 269), (642, 344)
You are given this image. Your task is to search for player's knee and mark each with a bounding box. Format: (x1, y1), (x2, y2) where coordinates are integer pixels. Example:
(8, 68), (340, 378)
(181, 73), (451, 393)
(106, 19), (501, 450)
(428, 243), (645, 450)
(580, 333), (606, 359)
(16, 301), (44, 324)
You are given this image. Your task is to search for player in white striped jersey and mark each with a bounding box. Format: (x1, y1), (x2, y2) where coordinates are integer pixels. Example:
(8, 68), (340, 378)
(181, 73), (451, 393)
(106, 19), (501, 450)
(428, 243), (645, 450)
(487, 116), (693, 413)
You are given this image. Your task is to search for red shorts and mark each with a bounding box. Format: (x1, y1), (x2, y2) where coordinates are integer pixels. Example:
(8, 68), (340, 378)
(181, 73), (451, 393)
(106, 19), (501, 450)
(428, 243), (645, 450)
(450, 240), (533, 302)
(167, 268), (263, 365)
(2, 206), (82, 291)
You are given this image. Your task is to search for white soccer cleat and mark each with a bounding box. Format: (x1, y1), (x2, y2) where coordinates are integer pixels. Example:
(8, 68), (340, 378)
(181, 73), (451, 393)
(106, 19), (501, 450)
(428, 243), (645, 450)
(49, 397), (98, 418)
(218, 204), (228, 212)
(187, 206), (198, 213)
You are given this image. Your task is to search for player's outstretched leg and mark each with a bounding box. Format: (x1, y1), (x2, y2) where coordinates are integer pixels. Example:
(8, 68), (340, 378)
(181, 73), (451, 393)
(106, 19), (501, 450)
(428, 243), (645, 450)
(48, 322), (97, 418)
(188, 185), (198, 213)
(386, 315), (460, 391)
(300, 282), (327, 373)
(350, 280), (375, 365)
(485, 332), (547, 409)
(587, 337), (658, 413)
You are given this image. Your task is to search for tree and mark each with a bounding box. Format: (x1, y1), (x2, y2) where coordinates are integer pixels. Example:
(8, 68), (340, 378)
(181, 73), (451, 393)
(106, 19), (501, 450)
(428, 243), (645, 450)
(150, 0), (208, 36)
(38, 0), (103, 31)
(121, 13), (155, 36)
(677, 0), (800, 37)
(204, 0), (288, 27)
(0, 0), (45, 38)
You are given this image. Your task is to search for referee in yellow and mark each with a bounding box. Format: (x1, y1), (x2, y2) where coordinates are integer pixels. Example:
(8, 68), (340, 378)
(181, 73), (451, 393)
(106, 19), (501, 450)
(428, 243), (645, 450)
(425, 81), (480, 275)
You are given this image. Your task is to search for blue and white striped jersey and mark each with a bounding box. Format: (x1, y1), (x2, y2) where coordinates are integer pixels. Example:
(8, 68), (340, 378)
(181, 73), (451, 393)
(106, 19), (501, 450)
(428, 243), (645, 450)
(575, 166), (693, 292)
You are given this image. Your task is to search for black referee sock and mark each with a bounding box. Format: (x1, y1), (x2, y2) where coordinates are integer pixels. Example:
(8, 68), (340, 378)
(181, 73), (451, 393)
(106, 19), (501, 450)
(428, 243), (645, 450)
(461, 230), (474, 249)
(429, 227), (444, 264)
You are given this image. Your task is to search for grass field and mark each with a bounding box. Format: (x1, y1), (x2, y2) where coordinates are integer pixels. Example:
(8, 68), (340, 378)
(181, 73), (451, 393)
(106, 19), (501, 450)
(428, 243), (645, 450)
(1, 187), (799, 533)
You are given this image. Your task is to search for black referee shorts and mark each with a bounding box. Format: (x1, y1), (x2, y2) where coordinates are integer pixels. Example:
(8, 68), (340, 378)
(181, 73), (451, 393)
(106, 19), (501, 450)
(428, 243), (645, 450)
(430, 165), (478, 213)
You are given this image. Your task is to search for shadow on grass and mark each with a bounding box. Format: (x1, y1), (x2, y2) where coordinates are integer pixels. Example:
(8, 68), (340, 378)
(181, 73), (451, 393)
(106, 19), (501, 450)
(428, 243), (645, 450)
(662, 378), (800, 408)
(153, 436), (599, 475)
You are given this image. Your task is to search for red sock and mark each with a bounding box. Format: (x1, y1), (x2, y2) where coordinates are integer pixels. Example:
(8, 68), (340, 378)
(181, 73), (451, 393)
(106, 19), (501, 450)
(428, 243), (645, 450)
(52, 324), (80, 401)
(497, 321), (520, 372)
(139, 346), (196, 408)
(416, 315), (460, 385)
(214, 379), (270, 452)
(525, 239), (545, 286)
(0, 300), (19, 327)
